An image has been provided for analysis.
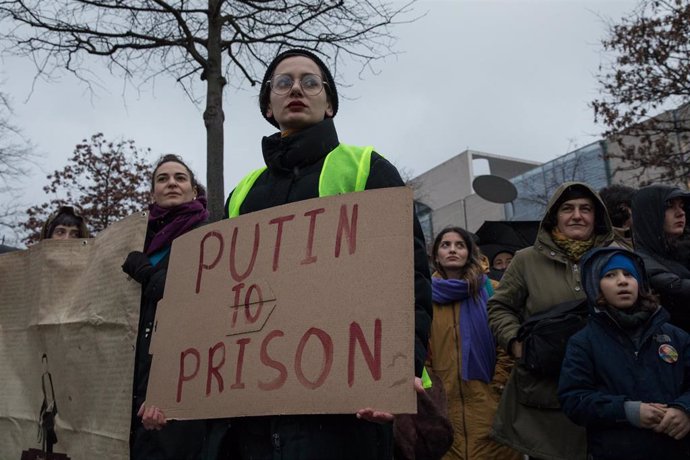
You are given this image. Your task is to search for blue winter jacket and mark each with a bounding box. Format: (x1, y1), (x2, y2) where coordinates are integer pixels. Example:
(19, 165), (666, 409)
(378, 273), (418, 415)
(558, 247), (690, 460)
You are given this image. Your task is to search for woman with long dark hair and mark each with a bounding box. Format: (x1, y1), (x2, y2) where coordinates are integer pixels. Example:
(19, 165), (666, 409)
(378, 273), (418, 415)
(122, 154), (208, 460)
(428, 226), (520, 460)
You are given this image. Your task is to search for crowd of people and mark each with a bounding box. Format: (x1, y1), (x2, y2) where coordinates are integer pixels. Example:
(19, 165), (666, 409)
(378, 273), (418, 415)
(32, 48), (690, 460)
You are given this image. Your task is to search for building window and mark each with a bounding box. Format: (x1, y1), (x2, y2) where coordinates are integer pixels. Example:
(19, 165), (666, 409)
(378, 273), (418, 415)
(414, 201), (433, 248)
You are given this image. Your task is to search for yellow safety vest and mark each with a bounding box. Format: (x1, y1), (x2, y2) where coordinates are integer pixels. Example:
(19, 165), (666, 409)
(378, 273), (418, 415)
(227, 143), (374, 218)
(421, 367), (433, 389)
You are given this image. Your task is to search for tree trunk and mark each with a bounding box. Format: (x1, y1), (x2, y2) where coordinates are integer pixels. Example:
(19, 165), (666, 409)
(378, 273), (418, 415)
(203, 0), (226, 221)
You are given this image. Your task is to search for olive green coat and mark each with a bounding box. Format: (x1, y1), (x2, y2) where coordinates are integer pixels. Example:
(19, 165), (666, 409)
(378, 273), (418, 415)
(487, 182), (614, 460)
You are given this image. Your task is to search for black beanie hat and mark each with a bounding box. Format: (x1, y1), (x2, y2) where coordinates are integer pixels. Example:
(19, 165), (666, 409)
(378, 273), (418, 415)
(259, 49), (339, 128)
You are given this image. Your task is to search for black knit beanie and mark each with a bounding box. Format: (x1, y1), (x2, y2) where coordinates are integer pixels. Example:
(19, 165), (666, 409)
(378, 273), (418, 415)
(259, 49), (339, 128)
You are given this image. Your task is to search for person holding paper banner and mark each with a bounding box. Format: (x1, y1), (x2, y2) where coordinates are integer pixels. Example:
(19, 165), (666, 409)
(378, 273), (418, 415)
(40, 205), (90, 240)
(210, 49), (433, 459)
(122, 154), (209, 460)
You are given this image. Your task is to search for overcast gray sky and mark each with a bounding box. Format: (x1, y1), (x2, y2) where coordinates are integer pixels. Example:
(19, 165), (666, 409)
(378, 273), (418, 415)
(1, 0), (638, 243)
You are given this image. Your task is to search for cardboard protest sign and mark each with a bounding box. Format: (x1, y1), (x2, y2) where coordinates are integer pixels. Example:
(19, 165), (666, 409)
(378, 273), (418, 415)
(0, 213), (147, 460)
(147, 187), (417, 419)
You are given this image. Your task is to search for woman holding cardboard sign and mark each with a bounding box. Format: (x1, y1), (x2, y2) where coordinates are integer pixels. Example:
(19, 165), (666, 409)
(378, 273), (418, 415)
(122, 154), (209, 460)
(213, 49), (433, 460)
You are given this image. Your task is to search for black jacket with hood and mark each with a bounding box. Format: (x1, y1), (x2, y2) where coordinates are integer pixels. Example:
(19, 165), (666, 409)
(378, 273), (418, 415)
(632, 185), (690, 331)
(488, 182), (613, 460)
(559, 247), (690, 460)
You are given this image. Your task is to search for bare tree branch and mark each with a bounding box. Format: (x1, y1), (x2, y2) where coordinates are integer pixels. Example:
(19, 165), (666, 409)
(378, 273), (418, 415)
(20, 132), (153, 245)
(593, 0), (690, 185)
(517, 151), (587, 210)
(0, 89), (36, 245)
(0, 0), (419, 219)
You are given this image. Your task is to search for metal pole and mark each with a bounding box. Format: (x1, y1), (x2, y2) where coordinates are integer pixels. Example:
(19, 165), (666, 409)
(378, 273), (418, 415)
(463, 198), (468, 229)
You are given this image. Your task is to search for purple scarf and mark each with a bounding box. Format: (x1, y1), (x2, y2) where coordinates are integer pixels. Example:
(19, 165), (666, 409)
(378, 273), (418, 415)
(146, 195), (209, 255)
(432, 276), (496, 383)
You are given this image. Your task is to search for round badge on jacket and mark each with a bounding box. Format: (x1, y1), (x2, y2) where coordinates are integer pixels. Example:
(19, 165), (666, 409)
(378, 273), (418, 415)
(658, 343), (679, 364)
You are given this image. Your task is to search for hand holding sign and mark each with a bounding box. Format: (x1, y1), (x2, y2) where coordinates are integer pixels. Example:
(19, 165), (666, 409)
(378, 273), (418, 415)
(138, 403), (167, 431)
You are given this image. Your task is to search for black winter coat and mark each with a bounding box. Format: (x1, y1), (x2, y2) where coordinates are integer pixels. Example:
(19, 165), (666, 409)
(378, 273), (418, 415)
(130, 238), (206, 459)
(559, 309), (690, 459)
(219, 118), (433, 460)
(632, 185), (690, 331)
(559, 247), (690, 460)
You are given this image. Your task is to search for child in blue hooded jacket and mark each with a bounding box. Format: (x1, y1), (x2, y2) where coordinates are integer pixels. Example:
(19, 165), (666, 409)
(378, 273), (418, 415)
(558, 247), (690, 460)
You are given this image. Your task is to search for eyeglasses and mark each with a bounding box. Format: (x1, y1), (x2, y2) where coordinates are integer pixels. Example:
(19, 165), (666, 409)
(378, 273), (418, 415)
(268, 73), (328, 96)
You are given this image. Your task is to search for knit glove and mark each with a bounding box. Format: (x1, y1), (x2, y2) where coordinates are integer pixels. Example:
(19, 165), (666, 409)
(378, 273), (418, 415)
(122, 251), (154, 284)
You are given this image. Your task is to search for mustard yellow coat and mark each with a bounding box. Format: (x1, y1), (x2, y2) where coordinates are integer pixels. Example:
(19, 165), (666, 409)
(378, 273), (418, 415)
(428, 274), (520, 460)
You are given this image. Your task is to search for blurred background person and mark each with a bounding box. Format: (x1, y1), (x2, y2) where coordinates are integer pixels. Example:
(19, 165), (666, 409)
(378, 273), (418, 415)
(475, 220), (538, 283)
(491, 251), (513, 271)
(632, 184), (690, 332)
(599, 184), (635, 250)
(488, 249), (514, 281)
(39, 206), (89, 240)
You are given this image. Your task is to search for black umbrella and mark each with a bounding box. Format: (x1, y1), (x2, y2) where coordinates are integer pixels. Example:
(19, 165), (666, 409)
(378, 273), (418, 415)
(0, 244), (20, 254)
(475, 220), (540, 263)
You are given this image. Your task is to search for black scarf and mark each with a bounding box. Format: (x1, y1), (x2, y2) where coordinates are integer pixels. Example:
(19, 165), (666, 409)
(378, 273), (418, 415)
(605, 305), (652, 331)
